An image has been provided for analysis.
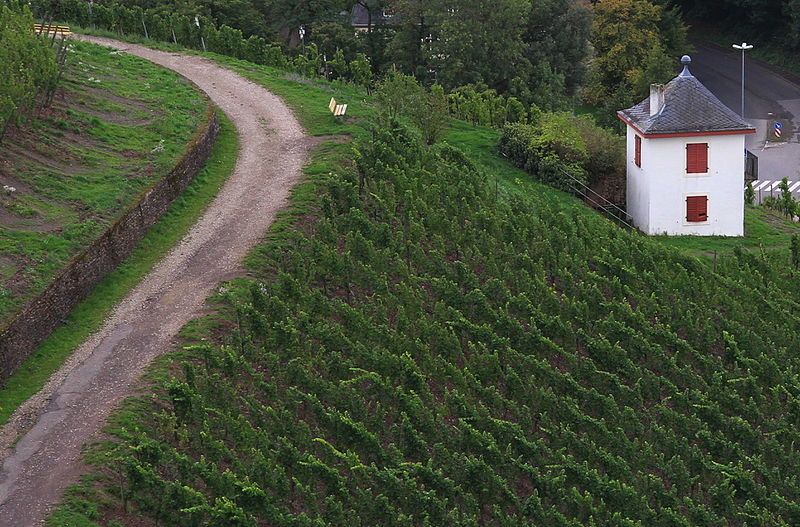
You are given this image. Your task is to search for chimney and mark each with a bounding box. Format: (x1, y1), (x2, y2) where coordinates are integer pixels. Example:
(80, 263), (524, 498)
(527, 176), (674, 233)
(650, 84), (666, 116)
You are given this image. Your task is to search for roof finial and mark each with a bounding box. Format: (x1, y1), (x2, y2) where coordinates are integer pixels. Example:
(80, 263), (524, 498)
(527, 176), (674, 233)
(680, 55), (692, 77)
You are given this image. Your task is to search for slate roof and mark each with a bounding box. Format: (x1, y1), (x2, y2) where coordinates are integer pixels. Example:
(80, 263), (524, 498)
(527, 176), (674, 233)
(618, 57), (755, 136)
(350, 4), (394, 28)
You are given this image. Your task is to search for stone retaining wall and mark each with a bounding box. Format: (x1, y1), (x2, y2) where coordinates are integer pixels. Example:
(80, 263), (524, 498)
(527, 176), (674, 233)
(0, 107), (220, 383)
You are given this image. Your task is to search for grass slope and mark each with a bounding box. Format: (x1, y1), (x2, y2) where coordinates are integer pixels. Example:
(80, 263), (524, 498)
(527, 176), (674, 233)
(0, 114), (238, 426)
(0, 40), (205, 322)
(48, 50), (800, 527)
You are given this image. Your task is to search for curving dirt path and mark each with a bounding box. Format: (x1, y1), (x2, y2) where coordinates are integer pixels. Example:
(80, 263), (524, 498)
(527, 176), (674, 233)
(0, 36), (308, 526)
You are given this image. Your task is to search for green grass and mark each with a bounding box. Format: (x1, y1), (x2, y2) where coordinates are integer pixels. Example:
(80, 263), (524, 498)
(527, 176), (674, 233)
(0, 40), (205, 321)
(445, 120), (583, 206)
(0, 115), (238, 426)
(654, 206), (800, 257)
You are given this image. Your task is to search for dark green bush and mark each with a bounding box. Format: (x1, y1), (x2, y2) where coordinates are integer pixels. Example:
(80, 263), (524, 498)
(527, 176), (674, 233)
(0, 1), (58, 140)
(499, 113), (625, 191)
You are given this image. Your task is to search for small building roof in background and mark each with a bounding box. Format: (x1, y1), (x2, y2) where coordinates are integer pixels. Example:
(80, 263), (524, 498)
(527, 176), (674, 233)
(350, 4), (394, 28)
(618, 56), (756, 137)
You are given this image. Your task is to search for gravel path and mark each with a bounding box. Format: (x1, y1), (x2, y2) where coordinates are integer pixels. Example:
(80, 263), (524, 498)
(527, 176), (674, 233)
(0, 36), (308, 525)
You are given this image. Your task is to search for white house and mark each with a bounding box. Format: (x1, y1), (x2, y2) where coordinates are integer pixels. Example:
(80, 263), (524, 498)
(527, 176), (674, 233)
(617, 56), (756, 236)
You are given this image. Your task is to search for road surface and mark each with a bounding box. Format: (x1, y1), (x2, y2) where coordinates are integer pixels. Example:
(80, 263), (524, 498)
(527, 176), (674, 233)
(0, 36), (309, 525)
(692, 42), (800, 188)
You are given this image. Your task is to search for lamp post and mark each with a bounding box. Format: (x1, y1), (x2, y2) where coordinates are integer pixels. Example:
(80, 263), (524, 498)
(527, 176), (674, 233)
(732, 42), (753, 118)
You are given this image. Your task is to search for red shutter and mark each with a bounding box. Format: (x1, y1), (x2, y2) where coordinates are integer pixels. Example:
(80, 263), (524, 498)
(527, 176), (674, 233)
(686, 196), (708, 222)
(686, 143), (709, 173)
(635, 135), (642, 167)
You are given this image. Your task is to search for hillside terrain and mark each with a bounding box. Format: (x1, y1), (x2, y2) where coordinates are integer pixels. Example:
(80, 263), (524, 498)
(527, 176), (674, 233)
(0, 40), (205, 322)
(0, 0), (795, 526)
(46, 49), (800, 527)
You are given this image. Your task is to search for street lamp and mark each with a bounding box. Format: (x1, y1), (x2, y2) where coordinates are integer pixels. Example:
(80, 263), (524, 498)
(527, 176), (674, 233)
(732, 42), (753, 118)
(195, 16), (206, 52)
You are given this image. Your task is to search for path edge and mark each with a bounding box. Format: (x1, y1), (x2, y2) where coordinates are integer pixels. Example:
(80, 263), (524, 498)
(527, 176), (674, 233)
(0, 86), (220, 384)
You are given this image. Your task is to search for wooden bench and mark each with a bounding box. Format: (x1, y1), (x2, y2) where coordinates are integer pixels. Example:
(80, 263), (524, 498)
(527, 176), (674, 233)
(329, 97), (348, 118)
(33, 24), (72, 39)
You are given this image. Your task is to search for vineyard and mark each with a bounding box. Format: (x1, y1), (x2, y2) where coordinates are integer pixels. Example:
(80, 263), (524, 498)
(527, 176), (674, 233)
(48, 99), (800, 526)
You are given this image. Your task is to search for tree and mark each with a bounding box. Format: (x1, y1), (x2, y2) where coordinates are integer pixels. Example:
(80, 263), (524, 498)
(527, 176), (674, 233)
(524, 0), (592, 103)
(411, 84), (449, 144)
(375, 68), (425, 119)
(586, 0), (688, 121)
(261, 0), (350, 45)
(792, 234), (800, 270)
(386, 0), (437, 80)
(779, 177), (796, 217)
(349, 52), (373, 89)
(789, 0), (800, 49)
(432, 0), (532, 94)
(745, 181), (755, 206)
(311, 21), (363, 60)
(670, 0), (788, 46)
(0, 2), (58, 141)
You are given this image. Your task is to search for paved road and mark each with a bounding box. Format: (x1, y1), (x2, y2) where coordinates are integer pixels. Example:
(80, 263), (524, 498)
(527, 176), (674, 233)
(692, 42), (800, 183)
(0, 37), (308, 525)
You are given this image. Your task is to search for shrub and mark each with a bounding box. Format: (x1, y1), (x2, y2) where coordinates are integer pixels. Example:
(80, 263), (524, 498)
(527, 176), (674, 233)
(745, 181), (755, 206)
(499, 113), (625, 191)
(410, 84), (449, 145)
(499, 118), (587, 191)
(448, 84), (508, 128)
(505, 96), (528, 124)
(375, 69), (426, 120)
(571, 116), (626, 186)
(375, 72), (449, 145)
(349, 53), (373, 90)
(0, 2), (58, 140)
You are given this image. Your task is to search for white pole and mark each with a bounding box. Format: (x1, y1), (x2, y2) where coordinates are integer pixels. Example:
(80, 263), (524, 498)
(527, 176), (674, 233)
(732, 42), (753, 118)
(196, 16), (206, 52)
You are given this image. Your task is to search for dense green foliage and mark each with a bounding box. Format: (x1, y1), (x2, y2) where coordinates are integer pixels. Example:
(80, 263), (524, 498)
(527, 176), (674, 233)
(762, 178), (800, 220)
(448, 85), (530, 128)
(585, 0), (690, 125)
(53, 106), (800, 525)
(38, 0), (592, 110)
(28, 0), (385, 87)
(499, 114), (625, 190)
(675, 0), (800, 50)
(0, 2), (58, 139)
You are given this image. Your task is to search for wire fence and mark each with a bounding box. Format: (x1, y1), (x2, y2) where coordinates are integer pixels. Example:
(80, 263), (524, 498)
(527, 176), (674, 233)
(558, 168), (636, 230)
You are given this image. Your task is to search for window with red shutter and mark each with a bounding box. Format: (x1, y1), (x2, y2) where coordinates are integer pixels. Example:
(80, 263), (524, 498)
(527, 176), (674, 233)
(634, 135), (642, 167)
(686, 143), (709, 173)
(686, 195), (708, 222)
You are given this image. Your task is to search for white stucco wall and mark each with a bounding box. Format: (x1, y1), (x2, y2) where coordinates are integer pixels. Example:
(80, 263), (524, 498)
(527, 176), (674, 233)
(625, 127), (650, 233)
(625, 126), (746, 236)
